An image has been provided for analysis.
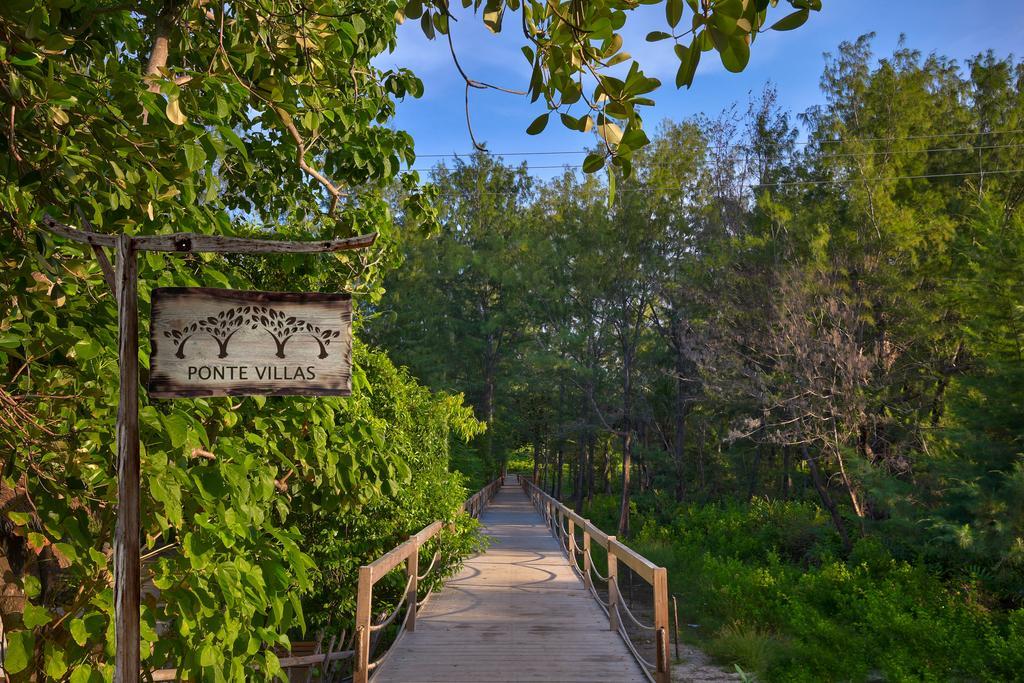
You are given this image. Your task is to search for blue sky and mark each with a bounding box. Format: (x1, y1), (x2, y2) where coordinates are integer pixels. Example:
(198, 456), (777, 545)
(378, 0), (1024, 180)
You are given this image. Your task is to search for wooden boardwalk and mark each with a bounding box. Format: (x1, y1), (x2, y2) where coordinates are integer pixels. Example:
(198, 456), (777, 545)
(373, 477), (648, 682)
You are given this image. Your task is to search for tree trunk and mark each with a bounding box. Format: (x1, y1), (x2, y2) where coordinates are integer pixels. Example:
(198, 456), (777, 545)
(747, 443), (762, 501)
(801, 445), (851, 553)
(312, 335), (329, 360)
(532, 438), (541, 483)
(482, 361), (496, 466)
(618, 429), (632, 537)
(554, 445), (564, 500)
(673, 391), (689, 502)
(834, 446), (866, 531)
(782, 446), (792, 499)
(273, 336), (289, 359)
(586, 434), (595, 503)
(574, 441), (586, 514)
(173, 335), (193, 359)
(602, 439), (612, 495)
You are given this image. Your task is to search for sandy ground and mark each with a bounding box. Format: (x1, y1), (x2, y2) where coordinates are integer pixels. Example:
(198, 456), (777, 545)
(671, 642), (744, 682)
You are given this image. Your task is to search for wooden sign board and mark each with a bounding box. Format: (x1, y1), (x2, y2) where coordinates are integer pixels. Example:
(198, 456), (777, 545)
(148, 288), (352, 398)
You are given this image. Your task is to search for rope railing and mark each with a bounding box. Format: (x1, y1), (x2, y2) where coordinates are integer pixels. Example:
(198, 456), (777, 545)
(587, 547), (610, 582)
(520, 476), (671, 683)
(612, 581), (658, 631)
(417, 550), (441, 582)
(352, 474), (504, 683)
(369, 573), (416, 633)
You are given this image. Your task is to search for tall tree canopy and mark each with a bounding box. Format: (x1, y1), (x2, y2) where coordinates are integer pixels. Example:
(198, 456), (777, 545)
(0, 0), (825, 679)
(371, 39), (1024, 679)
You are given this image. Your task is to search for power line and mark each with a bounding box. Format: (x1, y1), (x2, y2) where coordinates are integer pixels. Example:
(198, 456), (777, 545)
(757, 167), (1024, 188)
(412, 128), (1024, 161)
(409, 142), (1024, 173)
(459, 168), (1024, 196)
(802, 128), (1024, 146)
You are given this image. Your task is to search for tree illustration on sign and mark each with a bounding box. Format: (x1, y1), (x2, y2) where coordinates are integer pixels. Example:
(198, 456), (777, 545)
(164, 321), (202, 359)
(198, 306), (249, 358)
(250, 307), (306, 358)
(305, 322), (342, 359)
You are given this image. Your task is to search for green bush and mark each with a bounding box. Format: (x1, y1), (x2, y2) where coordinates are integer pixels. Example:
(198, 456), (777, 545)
(0, 226), (485, 679)
(584, 494), (1024, 682)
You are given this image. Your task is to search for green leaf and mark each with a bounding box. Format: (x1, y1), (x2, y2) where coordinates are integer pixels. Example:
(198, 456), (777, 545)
(3, 630), (34, 673)
(44, 641), (69, 678)
(718, 35), (750, 73)
(7, 510), (31, 526)
(646, 31), (672, 42)
(420, 11), (435, 39)
(582, 153), (605, 174)
(313, 425), (327, 450)
(620, 127), (650, 150)
(73, 337), (101, 361)
(666, 0), (683, 28)
(70, 617), (89, 646)
(200, 641), (218, 666)
(70, 665), (95, 683)
(23, 603), (52, 628)
(607, 168), (616, 207)
(770, 8), (810, 31)
(161, 413), (189, 449)
(183, 143), (205, 171)
(23, 573), (41, 598)
(675, 42), (701, 88)
(526, 113), (549, 135)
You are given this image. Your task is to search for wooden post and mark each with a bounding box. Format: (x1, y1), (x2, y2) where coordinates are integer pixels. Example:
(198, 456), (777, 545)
(113, 234), (140, 683)
(39, 218), (380, 678)
(672, 594), (680, 662)
(353, 565), (373, 683)
(406, 536), (419, 633)
(607, 537), (620, 632)
(653, 566), (671, 683)
(568, 518), (576, 562)
(582, 526), (592, 591)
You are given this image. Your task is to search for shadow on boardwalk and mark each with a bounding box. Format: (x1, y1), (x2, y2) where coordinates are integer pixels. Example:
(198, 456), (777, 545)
(372, 480), (648, 682)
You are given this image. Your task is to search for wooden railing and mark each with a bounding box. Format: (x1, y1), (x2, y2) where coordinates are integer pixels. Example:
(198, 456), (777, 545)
(149, 475), (504, 682)
(462, 475), (504, 519)
(520, 477), (670, 683)
(352, 474), (503, 683)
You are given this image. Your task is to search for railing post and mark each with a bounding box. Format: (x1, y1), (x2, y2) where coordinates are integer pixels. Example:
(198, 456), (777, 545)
(568, 518), (576, 561)
(353, 565), (373, 683)
(406, 535), (419, 633)
(607, 537), (620, 632)
(653, 566), (671, 682)
(582, 525), (592, 591)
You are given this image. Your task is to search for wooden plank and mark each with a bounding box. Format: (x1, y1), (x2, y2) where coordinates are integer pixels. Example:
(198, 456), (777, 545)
(587, 521), (610, 548)
(653, 566), (671, 682)
(354, 565), (372, 683)
(40, 215), (377, 254)
(367, 538), (413, 578)
(412, 520), (443, 545)
(150, 650), (354, 680)
(148, 288), (352, 398)
(607, 538), (620, 632)
(372, 483), (647, 683)
(406, 536), (418, 632)
(113, 234), (140, 683)
(608, 537), (657, 583)
(134, 231), (376, 253)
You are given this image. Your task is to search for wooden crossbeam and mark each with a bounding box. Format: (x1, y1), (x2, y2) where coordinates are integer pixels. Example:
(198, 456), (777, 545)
(40, 215), (377, 255)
